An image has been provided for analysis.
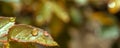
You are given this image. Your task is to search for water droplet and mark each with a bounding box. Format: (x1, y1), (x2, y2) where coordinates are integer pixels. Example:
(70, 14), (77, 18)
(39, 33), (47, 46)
(44, 31), (49, 37)
(9, 17), (15, 22)
(32, 28), (38, 36)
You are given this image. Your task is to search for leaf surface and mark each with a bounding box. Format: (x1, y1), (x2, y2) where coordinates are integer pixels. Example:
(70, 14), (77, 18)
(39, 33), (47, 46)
(8, 24), (58, 46)
(0, 17), (15, 38)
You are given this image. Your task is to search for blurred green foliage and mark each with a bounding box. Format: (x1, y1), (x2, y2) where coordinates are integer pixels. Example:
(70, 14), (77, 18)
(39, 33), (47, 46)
(0, 0), (120, 48)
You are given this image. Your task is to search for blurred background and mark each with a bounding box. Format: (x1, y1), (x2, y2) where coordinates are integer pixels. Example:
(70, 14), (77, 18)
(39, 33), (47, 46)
(0, 0), (120, 48)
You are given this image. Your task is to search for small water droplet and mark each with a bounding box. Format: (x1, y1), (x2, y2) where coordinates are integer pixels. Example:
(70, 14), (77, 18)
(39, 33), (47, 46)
(9, 17), (15, 22)
(32, 28), (38, 36)
(44, 31), (49, 37)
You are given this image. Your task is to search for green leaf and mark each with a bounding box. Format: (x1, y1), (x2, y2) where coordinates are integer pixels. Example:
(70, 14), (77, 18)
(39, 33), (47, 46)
(8, 24), (58, 46)
(0, 17), (15, 38)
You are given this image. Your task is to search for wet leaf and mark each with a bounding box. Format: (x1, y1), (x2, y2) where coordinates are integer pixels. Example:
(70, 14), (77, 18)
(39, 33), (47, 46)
(8, 24), (58, 46)
(0, 17), (15, 38)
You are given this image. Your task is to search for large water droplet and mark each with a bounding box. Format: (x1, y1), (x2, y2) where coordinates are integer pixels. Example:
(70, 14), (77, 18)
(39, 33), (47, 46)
(44, 31), (49, 37)
(9, 17), (15, 22)
(32, 28), (38, 36)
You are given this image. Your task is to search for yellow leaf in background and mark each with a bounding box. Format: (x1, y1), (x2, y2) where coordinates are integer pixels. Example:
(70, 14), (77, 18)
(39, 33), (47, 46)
(35, 1), (70, 26)
(41, 1), (52, 22)
(51, 2), (70, 23)
(35, 1), (52, 26)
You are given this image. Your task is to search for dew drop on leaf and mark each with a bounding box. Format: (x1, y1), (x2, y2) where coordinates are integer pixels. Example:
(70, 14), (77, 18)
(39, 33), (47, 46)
(9, 17), (15, 22)
(32, 28), (38, 36)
